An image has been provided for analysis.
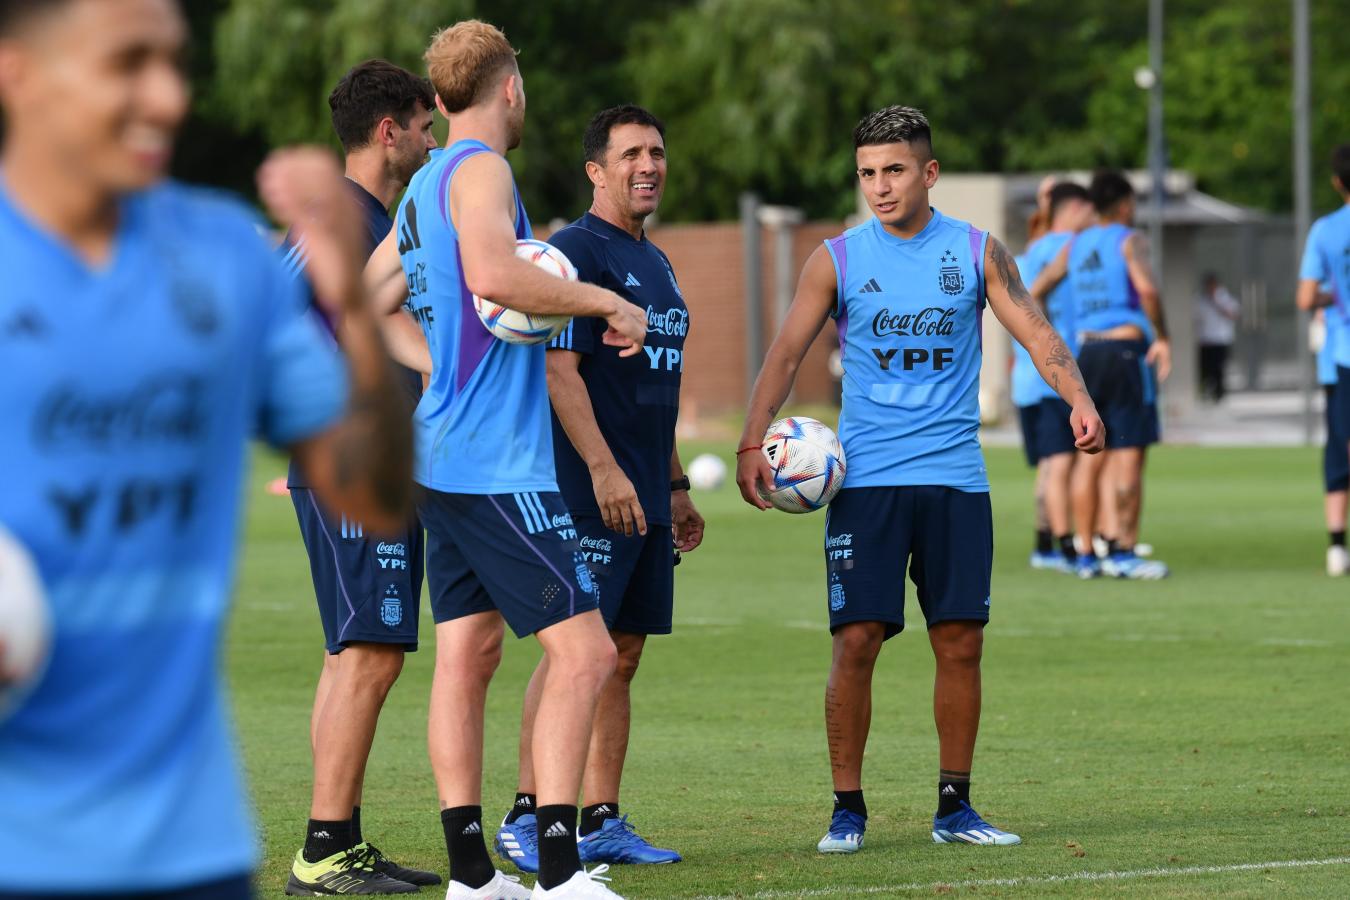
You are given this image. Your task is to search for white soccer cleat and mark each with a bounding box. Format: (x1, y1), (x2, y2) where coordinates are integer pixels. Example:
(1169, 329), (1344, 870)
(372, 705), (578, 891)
(447, 870), (532, 899)
(528, 865), (622, 899)
(1327, 545), (1349, 576)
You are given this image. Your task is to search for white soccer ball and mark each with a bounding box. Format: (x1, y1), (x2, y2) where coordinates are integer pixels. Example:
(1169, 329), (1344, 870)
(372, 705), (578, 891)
(0, 524), (51, 720)
(687, 453), (728, 491)
(758, 416), (847, 513)
(473, 238), (575, 344)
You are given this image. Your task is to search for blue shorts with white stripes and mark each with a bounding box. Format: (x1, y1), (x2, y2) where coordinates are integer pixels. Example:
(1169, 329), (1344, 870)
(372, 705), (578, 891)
(419, 489), (600, 638)
(291, 488), (423, 654)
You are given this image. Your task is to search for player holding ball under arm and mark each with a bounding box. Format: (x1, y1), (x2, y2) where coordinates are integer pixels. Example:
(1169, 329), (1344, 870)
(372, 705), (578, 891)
(736, 106), (1103, 854)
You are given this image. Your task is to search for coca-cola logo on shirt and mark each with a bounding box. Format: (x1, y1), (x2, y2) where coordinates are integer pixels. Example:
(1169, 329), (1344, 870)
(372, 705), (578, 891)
(34, 374), (207, 450)
(871, 307), (957, 338)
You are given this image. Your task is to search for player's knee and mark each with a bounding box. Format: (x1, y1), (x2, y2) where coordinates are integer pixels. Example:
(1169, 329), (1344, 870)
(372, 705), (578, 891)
(436, 635), (502, 682)
(554, 637), (617, 695)
(931, 625), (983, 667)
(344, 643), (405, 688)
(610, 632), (646, 684)
(833, 623), (885, 667)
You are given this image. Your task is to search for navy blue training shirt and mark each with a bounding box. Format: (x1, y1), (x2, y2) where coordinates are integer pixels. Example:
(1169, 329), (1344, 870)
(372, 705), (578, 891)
(283, 178), (421, 488)
(548, 211), (688, 526)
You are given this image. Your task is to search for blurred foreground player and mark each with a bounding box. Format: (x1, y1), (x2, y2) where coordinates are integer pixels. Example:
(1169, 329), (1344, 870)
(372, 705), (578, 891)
(0, 1), (412, 898)
(497, 105), (700, 873)
(281, 61), (440, 895)
(736, 107), (1103, 854)
(364, 20), (649, 900)
(1296, 144), (1350, 575)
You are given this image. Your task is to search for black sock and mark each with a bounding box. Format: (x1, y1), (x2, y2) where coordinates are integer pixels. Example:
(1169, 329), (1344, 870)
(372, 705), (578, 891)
(580, 802), (618, 836)
(441, 806), (493, 889)
(503, 792), (536, 825)
(1332, 530), (1346, 548)
(1035, 529), (1053, 554)
(536, 805), (581, 891)
(832, 789), (867, 819)
(1105, 537), (1123, 556)
(350, 806), (362, 845)
(937, 771), (971, 818)
(302, 818), (353, 863)
(1058, 535), (1078, 561)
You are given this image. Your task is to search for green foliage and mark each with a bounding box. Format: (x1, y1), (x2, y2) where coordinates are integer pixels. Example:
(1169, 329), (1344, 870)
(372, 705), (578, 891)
(198, 0), (1350, 221)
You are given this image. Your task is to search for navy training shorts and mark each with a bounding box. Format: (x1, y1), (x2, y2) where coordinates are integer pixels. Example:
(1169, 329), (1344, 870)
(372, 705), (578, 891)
(1017, 396), (1076, 466)
(420, 489), (599, 638)
(574, 515), (675, 635)
(1076, 339), (1160, 450)
(1326, 374), (1350, 493)
(291, 488), (423, 654)
(823, 485), (993, 640)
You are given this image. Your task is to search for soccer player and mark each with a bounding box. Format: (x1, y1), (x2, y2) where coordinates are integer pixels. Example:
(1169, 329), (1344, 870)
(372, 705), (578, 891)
(495, 105), (700, 874)
(0, 1), (413, 897)
(1296, 144), (1350, 575)
(363, 20), (648, 900)
(1031, 170), (1170, 580)
(281, 61), (441, 895)
(1012, 182), (1093, 573)
(735, 106), (1104, 853)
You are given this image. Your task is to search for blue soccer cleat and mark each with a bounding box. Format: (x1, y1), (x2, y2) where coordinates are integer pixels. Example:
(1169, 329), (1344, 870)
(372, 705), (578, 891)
(932, 802), (1021, 845)
(577, 815), (681, 865)
(1029, 550), (1072, 573)
(1074, 554), (1101, 580)
(1101, 551), (1169, 580)
(494, 814), (539, 874)
(816, 808), (866, 853)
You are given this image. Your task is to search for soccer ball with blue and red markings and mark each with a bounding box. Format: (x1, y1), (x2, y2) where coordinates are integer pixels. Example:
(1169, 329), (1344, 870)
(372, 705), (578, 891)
(472, 238), (575, 344)
(758, 416), (846, 513)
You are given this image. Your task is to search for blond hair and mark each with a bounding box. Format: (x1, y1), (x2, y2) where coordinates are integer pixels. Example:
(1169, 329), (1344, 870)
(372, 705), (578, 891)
(424, 20), (518, 114)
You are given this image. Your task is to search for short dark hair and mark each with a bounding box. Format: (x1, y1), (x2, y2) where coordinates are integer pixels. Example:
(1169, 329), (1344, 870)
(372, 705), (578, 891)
(582, 104), (665, 165)
(328, 59), (434, 153)
(1332, 144), (1350, 191)
(1047, 181), (1089, 219)
(0, 0), (72, 36)
(1088, 169), (1134, 214)
(853, 106), (933, 159)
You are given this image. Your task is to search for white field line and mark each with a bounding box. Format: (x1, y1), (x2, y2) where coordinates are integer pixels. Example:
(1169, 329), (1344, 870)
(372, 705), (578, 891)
(688, 855), (1350, 899)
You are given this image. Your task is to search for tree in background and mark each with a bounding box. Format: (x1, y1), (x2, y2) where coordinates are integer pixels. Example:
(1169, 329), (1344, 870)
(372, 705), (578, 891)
(192, 0), (1350, 222)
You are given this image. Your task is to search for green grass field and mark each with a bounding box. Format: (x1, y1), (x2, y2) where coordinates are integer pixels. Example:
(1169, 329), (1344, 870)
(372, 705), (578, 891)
(230, 444), (1350, 898)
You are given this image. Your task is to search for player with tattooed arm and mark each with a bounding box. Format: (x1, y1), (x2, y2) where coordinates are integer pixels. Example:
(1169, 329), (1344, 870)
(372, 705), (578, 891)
(736, 106), (1104, 853)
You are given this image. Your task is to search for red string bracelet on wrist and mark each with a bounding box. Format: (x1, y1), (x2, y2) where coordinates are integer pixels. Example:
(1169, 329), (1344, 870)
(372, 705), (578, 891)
(735, 445), (762, 455)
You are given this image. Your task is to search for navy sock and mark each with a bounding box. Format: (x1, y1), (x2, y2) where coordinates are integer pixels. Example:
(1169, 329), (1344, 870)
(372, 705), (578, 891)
(832, 790), (867, 819)
(302, 818), (353, 863)
(536, 805), (581, 890)
(441, 806), (493, 889)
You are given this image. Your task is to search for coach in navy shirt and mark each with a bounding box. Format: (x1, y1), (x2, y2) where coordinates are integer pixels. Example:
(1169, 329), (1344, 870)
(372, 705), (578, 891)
(493, 106), (703, 873)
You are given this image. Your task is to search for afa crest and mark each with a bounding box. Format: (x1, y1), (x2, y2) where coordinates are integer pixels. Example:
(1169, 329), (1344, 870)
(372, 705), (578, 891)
(381, 585), (403, 627)
(573, 552), (597, 596)
(939, 248), (964, 296)
(829, 574), (846, 612)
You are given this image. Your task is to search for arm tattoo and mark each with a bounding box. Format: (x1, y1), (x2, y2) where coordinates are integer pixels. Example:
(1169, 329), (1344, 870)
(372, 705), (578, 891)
(990, 237), (1088, 400)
